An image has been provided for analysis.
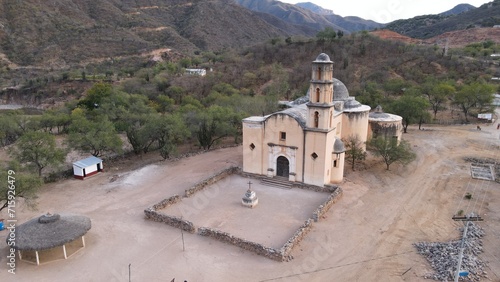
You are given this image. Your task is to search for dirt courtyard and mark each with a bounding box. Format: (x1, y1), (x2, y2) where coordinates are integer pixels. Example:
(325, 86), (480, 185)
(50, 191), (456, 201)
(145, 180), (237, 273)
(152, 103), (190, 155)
(163, 174), (329, 249)
(0, 120), (499, 282)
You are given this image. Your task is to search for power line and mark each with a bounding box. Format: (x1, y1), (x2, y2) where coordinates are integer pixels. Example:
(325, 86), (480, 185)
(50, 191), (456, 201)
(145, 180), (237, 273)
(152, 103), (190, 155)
(258, 251), (414, 282)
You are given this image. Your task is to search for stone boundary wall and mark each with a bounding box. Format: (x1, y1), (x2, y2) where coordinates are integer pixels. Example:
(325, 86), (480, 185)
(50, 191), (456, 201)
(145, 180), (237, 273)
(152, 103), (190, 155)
(198, 227), (286, 261)
(145, 194), (195, 233)
(151, 194), (181, 210)
(312, 187), (343, 222)
(280, 219), (314, 260)
(145, 166), (344, 261)
(293, 182), (338, 193)
(144, 207), (196, 233)
(185, 166), (239, 197)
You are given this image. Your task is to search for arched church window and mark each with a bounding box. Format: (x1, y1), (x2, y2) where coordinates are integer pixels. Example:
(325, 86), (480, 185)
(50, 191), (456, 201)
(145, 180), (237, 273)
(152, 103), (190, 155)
(317, 67), (322, 80)
(316, 88), (320, 103)
(314, 111), (319, 128)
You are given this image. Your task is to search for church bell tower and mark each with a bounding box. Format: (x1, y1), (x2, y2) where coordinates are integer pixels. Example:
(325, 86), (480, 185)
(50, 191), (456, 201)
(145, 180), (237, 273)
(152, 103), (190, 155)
(307, 53), (335, 130)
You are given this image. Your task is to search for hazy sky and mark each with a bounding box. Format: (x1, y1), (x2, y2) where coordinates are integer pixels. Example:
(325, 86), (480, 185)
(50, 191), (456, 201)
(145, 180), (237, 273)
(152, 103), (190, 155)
(280, 0), (492, 23)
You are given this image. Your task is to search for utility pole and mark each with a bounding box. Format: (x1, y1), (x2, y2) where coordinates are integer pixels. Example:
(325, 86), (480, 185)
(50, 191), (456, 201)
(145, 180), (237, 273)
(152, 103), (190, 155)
(454, 221), (469, 282)
(180, 216), (185, 252)
(452, 215), (483, 282)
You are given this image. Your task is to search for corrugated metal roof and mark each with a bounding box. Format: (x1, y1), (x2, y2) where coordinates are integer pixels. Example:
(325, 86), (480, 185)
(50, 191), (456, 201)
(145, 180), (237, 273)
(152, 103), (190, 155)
(73, 156), (103, 168)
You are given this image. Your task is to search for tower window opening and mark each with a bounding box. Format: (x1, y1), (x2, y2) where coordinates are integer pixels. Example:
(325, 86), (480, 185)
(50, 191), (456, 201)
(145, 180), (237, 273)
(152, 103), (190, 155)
(317, 67), (322, 80)
(314, 112), (319, 128)
(280, 132), (286, 140)
(316, 88), (320, 103)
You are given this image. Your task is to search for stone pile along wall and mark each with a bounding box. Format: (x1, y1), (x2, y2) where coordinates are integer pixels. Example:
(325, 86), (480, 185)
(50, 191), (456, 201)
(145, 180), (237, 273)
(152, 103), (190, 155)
(185, 166), (239, 197)
(312, 187), (343, 222)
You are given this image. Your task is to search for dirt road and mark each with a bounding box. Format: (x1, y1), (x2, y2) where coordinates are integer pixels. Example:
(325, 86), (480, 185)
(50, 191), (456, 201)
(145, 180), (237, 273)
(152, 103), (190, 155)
(0, 122), (498, 282)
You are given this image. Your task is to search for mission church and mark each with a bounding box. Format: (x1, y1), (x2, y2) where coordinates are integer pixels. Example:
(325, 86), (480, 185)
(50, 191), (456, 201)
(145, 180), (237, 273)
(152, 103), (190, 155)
(242, 53), (402, 187)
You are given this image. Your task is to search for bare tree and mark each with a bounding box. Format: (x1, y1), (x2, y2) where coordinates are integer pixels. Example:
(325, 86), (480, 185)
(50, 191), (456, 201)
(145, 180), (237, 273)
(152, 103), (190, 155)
(343, 135), (366, 171)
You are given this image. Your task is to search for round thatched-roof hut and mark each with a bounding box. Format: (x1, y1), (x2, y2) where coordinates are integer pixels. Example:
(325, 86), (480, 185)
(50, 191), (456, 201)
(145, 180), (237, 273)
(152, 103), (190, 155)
(9, 213), (91, 265)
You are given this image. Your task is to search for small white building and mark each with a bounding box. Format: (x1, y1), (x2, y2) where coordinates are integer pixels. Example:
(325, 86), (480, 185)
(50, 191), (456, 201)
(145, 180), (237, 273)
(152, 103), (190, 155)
(72, 156), (103, 180)
(185, 68), (206, 76)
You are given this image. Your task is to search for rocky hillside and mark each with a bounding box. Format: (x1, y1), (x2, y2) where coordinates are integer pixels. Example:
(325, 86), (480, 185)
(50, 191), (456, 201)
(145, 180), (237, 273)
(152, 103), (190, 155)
(385, 0), (500, 39)
(234, 0), (383, 33)
(0, 0), (304, 68)
(371, 27), (500, 49)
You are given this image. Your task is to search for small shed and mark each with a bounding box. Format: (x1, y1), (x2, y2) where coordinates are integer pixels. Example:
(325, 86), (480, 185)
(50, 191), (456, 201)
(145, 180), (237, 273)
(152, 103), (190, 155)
(72, 156), (103, 180)
(9, 213), (91, 265)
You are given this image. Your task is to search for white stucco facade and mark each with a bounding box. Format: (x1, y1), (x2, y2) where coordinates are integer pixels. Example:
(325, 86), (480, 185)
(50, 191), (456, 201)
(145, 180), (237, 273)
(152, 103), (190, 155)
(242, 53), (401, 186)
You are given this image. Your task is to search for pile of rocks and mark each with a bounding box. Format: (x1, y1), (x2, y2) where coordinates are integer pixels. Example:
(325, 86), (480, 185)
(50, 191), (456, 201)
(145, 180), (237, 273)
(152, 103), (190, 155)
(464, 157), (500, 183)
(414, 222), (487, 281)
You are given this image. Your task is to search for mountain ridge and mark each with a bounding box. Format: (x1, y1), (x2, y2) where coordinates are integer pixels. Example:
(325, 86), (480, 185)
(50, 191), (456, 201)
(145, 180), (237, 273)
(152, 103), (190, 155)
(0, 0), (302, 67)
(385, 1), (500, 39)
(234, 0), (383, 33)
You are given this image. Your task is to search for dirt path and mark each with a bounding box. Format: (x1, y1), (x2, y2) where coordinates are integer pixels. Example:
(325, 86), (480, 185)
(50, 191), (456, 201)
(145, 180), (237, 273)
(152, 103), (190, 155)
(0, 122), (499, 282)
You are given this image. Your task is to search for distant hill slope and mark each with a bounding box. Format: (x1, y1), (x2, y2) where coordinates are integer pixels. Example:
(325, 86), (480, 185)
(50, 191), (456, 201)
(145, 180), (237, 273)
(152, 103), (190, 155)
(439, 3), (476, 16)
(370, 30), (422, 45)
(0, 0), (303, 67)
(295, 2), (334, 15)
(385, 1), (500, 39)
(370, 27), (500, 48)
(425, 27), (500, 48)
(234, 0), (383, 33)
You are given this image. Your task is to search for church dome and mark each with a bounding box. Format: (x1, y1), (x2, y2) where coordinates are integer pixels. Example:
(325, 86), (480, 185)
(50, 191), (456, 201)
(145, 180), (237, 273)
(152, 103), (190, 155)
(344, 97), (362, 109)
(314, 53), (332, 63)
(333, 78), (349, 101)
(333, 138), (346, 154)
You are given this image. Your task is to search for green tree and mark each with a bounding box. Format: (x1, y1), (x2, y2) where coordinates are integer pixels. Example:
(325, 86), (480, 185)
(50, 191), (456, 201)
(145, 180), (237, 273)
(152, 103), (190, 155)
(67, 115), (122, 157)
(194, 106), (240, 150)
(144, 114), (189, 159)
(0, 114), (22, 146)
(77, 82), (113, 110)
(120, 114), (153, 155)
(355, 81), (392, 108)
(342, 135), (366, 171)
(425, 83), (455, 118)
(39, 110), (71, 134)
(0, 168), (42, 212)
(368, 137), (416, 170)
(316, 27), (337, 42)
(453, 82), (495, 122)
(383, 79), (410, 96)
(389, 95), (430, 133)
(11, 131), (67, 176)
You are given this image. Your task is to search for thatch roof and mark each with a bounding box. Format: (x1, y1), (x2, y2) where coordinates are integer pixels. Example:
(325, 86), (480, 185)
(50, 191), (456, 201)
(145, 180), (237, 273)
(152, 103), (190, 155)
(8, 213), (91, 251)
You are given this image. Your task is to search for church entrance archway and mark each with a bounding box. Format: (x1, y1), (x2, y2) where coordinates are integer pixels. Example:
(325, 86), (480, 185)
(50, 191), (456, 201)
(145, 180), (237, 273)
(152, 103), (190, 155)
(276, 156), (289, 177)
